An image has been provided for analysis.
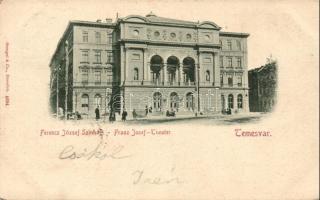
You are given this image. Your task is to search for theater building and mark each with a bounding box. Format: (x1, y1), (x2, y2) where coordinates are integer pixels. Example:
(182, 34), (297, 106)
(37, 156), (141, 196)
(49, 13), (250, 118)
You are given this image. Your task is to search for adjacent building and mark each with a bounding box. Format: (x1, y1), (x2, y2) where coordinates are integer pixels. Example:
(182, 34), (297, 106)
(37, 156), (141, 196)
(248, 61), (277, 112)
(49, 13), (250, 118)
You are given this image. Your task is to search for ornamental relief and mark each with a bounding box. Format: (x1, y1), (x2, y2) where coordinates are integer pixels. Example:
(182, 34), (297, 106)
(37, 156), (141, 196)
(145, 28), (197, 43)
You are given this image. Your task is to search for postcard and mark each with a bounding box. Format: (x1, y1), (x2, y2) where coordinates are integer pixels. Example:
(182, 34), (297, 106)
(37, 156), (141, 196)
(0, 0), (318, 199)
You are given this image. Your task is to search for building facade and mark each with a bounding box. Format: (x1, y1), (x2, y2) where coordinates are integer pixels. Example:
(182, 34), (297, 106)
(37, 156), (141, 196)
(248, 61), (277, 112)
(49, 13), (250, 118)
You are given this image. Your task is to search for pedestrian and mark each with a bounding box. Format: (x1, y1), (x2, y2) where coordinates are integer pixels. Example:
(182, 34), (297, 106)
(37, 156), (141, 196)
(122, 110), (128, 121)
(109, 110), (113, 123)
(95, 106), (100, 120)
(149, 106), (152, 113)
(145, 105), (148, 116)
(132, 109), (137, 119)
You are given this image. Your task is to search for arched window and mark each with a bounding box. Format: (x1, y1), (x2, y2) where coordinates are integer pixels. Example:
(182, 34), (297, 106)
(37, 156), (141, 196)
(81, 94), (89, 113)
(205, 70), (210, 82)
(153, 92), (162, 111)
(228, 94), (234, 109)
(237, 94), (243, 109)
(186, 92), (194, 111)
(94, 94), (101, 108)
(134, 68), (139, 80)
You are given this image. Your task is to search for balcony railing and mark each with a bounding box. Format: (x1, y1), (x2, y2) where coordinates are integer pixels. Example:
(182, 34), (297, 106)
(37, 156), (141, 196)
(124, 81), (196, 86)
(75, 81), (113, 86)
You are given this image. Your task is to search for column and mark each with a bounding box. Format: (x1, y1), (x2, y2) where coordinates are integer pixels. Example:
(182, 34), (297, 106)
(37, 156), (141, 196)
(175, 67), (178, 83)
(179, 64), (183, 85)
(163, 63), (167, 85)
(143, 49), (148, 84)
(125, 48), (129, 82)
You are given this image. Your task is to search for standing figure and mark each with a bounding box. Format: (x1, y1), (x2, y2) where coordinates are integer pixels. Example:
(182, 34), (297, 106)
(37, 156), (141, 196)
(122, 110), (128, 121)
(145, 105), (148, 116)
(95, 107), (100, 120)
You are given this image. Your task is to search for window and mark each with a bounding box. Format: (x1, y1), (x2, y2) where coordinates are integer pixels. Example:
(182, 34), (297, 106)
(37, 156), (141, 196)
(227, 40), (232, 50)
(236, 40), (241, 50)
(94, 94), (101, 108)
(81, 69), (88, 84)
(236, 57), (242, 68)
(81, 94), (89, 109)
(228, 76), (233, 87)
(82, 31), (88, 42)
(106, 70), (113, 83)
(94, 70), (101, 84)
(220, 74), (223, 85)
(237, 94), (243, 109)
(81, 50), (89, 63)
(228, 94), (234, 109)
(237, 75), (242, 86)
(219, 56), (223, 68)
(107, 33), (112, 43)
(94, 50), (101, 63)
(205, 70), (210, 82)
(95, 32), (101, 43)
(227, 57), (232, 68)
(107, 51), (114, 63)
(134, 68), (139, 80)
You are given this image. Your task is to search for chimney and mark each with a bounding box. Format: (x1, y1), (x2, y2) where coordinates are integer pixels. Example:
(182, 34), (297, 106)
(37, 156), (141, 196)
(106, 18), (112, 23)
(96, 19), (102, 23)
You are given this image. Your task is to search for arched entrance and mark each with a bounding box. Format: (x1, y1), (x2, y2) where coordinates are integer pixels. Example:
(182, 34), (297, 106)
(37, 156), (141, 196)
(186, 92), (194, 111)
(170, 92), (179, 111)
(150, 55), (163, 85)
(153, 92), (162, 112)
(182, 57), (195, 85)
(167, 56), (179, 85)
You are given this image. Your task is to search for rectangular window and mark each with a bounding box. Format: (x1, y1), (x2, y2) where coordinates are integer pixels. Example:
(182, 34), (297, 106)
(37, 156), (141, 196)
(94, 70), (101, 84)
(95, 32), (101, 43)
(227, 57), (232, 68)
(107, 33), (112, 44)
(107, 51), (114, 63)
(106, 70), (113, 83)
(81, 69), (88, 84)
(219, 56), (223, 68)
(220, 74), (223, 85)
(228, 75), (233, 87)
(94, 50), (101, 63)
(236, 57), (242, 68)
(237, 75), (242, 86)
(236, 40), (241, 50)
(81, 50), (89, 63)
(227, 40), (232, 50)
(82, 31), (88, 42)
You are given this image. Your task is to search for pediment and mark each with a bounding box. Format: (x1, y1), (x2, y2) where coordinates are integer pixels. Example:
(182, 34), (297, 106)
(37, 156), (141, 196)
(123, 15), (147, 23)
(198, 21), (221, 29)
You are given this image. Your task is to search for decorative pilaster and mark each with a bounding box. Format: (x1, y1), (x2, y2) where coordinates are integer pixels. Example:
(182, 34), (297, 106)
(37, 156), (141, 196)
(214, 52), (220, 87)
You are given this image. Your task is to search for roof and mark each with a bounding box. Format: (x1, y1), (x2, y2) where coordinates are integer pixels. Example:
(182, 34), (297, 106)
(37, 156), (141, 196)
(220, 31), (250, 38)
(120, 12), (221, 29)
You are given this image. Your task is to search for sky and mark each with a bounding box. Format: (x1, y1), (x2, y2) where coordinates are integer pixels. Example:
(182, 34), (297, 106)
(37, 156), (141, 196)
(0, 0), (318, 118)
(1, 0), (318, 71)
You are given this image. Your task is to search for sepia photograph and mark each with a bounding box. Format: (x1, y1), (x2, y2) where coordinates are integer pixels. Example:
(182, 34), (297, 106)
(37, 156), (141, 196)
(0, 0), (318, 199)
